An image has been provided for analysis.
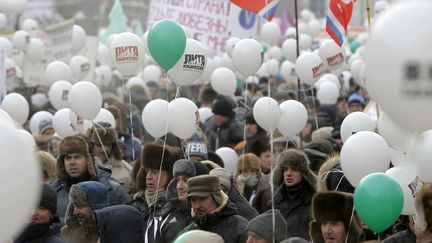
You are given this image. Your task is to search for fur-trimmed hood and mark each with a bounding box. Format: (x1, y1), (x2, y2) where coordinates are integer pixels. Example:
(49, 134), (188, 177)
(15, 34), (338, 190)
(273, 149), (317, 189)
(316, 155), (355, 193)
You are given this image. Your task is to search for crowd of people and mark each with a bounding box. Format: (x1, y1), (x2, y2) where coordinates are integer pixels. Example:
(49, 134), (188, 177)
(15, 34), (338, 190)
(7, 71), (431, 243)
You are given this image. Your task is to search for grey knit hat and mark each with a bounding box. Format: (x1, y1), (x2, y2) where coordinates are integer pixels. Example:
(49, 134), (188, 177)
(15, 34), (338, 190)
(246, 209), (288, 243)
(209, 168), (232, 191)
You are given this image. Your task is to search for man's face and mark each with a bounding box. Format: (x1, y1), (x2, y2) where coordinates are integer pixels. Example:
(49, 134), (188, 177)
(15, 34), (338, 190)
(176, 175), (189, 200)
(190, 195), (218, 217)
(73, 204), (93, 225)
(283, 166), (303, 187)
(31, 206), (53, 224)
(146, 168), (170, 193)
(321, 221), (347, 243)
(92, 143), (113, 163)
(64, 153), (88, 179)
(213, 114), (229, 127)
(246, 231), (269, 243)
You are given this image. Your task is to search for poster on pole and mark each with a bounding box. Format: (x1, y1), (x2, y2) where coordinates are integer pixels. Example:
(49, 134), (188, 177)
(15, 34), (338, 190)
(45, 19), (74, 62)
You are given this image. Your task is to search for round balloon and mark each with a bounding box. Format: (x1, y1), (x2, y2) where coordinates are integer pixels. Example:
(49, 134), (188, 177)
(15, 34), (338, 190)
(295, 52), (325, 86)
(167, 97), (198, 139)
(282, 39), (297, 63)
(340, 112), (375, 143)
(147, 19), (186, 70)
(69, 110), (92, 134)
(411, 130), (432, 182)
(319, 39), (345, 70)
(68, 81), (102, 120)
(26, 38), (45, 63)
(215, 147), (238, 174)
(210, 67), (237, 96)
(386, 166), (420, 215)
(277, 100), (308, 138)
(198, 107), (213, 124)
(365, 1), (432, 133)
(29, 111), (53, 134)
(265, 59), (280, 76)
(269, 46), (283, 61)
(69, 55), (90, 80)
(225, 37), (240, 57)
(142, 99), (169, 138)
(52, 108), (78, 137)
(0, 121), (41, 243)
(21, 18), (38, 37)
(168, 38), (207, 86)
(109, 32), (145, 76)
(97, 44), (112, 67)
(260, 22), (281, 46)
(317, 82), (339, 105)
(48, 81), (72, 110)
(126, 76), (145, 90)
(1, 92), (29, 124)
(354, 172), (404, 233)
(45, 61), (72, 85)
(71, 25), (86, 54)
(280, 60), (297, 84)
(253, 97), (280, 132)
(141, 64), (161, 83)
(231, 38), (264, 77)
(378, 111), (415, 152)
(0, 108), (14, 127)
(94, 108), (116, 128)
(341, 131), (391, 186)
(12, 30), (29, 51)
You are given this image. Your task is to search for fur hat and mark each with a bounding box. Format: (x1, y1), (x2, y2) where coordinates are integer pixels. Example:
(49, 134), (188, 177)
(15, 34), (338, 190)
(246, 209), (288, 243)
(174, 230), (224, 243)
(39, 183), (57, 214)
(316, 156), (355, 193)
(235, 153), (262, 178)
(86, 123), (123, 160)
(209, 168), (232, 191)
(56, 136), (98, 181)
(273, 149), (317, 188)
(309, 192), (362, 243)
(311, 127), (334, 141)
(212, 98), (234, 119)
(37, 151), (56, 182)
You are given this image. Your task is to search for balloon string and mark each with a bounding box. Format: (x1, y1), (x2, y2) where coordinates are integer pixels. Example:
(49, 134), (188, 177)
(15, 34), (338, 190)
(270, 130), (276, 243)
(121, 76), (136, 161)
(92, 121), (110, 163)
(310, 88), (319, 130)
(345, 205), (356, 243)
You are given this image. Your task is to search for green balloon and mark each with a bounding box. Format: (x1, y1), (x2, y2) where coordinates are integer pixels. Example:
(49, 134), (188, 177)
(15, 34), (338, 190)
(350, 40), (362, 53)
(348, 36), (356, 44)
(147, 19), (186, 70)
(354, 173), (404, 233)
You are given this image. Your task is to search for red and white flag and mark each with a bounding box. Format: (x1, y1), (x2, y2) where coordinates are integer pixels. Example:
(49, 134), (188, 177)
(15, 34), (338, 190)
(231, 0), (280, 21)
(326, 0), (354, 46)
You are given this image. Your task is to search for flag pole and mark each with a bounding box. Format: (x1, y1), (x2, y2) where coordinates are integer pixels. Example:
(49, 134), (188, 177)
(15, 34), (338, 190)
(294, 0), (304, 150)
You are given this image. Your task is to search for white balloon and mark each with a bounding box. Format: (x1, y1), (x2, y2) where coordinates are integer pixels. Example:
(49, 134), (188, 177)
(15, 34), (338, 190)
(378, 111), (415, 152)
(69, 110), (92, 134)
(253, 97), (280, 132)
(340, 111), (375, 142)
(21, 18), (38, 36)
(225, 37), (240, 57)
(308, 19), (322, 37)
(198, 107), (213, 124)
(1, 93), (29, 124)
(0, 37), (13, 57)
(97, 44), (112, 67)
(265, 59), (280, 76)
(350, 59), (364, 85)
(0, 108), (14, 127)
(386, 166), (420, 215)
(168, 38), (207, 86)
(26, 38), (45, 63)
(0, 121), (41, 243)
(256, 63), (269, 77)
(340, 131), (390, 186)
(12, 30), (30, 51)
(68, 81), (102, 120)
(29, 111), (53, 134)
(45, 61), (72, 85)
(285, 27), (297, 39)
(69, 55), (90, 80)
(221, 52), (234, 71)
(295, 52), (325, 86)
(232, 38), (264, 77)
(411, 130), (432, 181)
(94, 108), (116, 128)
(167, 98), (198, 139)
(97, 65), (112, 83)
(142, 31), (150, 55)
(17, 129), (35, 147)
(126, 76), (145, 90)
(142, 64), (161, 83)
(300, 9), (315, 23)
(299, 34), (312, 50)
(0, 13), (7, 29)
(215, 147), (238, 174)
(109, 32), (145, 76)
(52, 108), (78, 137)
(280, 60), (297, 84)
(7, 0), (27, 13)
(277, 100), (308, 138)
(210, 67), (236, 96)
(319, 39), (345, 70)
(365, 1), (432, 133)
(317, 82), (339, 105)
(269, 46), (283, 61)
(261, 22), (281, 46)
(200, 57), (221, 83)
(142, 99), (169, 138)
(71, 25), (86, 54)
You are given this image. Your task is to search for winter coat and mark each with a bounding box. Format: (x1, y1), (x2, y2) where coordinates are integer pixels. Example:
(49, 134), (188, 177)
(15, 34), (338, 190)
(15, 217), (65, 243)
(60, 224), (98, 243)
(206, 119), (243, 152)
(157, 200), (192, 243)
(228, 185), (259, 220)
(50, 167), (130, 222)
(381, 229), (416, 243)
(95, 205), (144, 243)
(253, 174), (272, 213)
(180, 193), (248, 243)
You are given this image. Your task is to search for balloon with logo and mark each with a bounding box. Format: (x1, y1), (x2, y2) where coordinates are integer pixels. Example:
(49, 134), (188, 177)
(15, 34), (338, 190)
(1, 92), (29, 125)
(277, 100), (308, 138)
(215, 147), (238, 174)
(295, 52), (325, 86)
(253, 97), (280, 132)
(354, 172), (404, 232)
(231, 38), (264, 77)
(109, 32), (145, 76)
(365, 1), (432, 133)
(71, 25), (86, 54)
(45, 61), (72, 85)
(94, 108), (116, 128)
(29, 111), (53, 134)
(142, 99), (169, 138)
(411, 130), (432, 182)
(26, 38), (45, 63)
(340, 112), (375, 143)
(0, 121), (41, 243)
(168, 38), (207, 86)
(147, 19), (186, 70)
(386, 166), (421, 215)
(52, 108), (78, 137)
(319, 39), (345, 71)
(210, 67), (237, 96)
(167, 98), (198, 139)
(341, 131), (391, 186)
(69, 55), (90, 81)
(68, 81), (102, 120)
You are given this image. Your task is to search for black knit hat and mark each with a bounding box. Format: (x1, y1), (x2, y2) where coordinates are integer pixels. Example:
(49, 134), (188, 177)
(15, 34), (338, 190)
(246, 209), (287, 242)
(40, 183), (57, 214)
(212, 99), (234, 119)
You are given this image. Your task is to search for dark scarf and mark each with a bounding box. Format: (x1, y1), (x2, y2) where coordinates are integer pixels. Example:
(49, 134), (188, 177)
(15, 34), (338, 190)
(15, 222), (51, 243)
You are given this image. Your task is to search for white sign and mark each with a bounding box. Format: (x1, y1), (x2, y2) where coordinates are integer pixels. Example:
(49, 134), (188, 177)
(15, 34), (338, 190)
(45, 19), (74, 62)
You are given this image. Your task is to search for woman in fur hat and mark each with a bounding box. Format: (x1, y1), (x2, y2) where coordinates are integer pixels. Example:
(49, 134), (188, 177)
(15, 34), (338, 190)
(235, 153), (263, 204)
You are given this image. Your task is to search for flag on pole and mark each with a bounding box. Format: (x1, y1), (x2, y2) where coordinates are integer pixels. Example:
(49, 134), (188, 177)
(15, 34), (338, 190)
(231, 0), (280, 21)
(326, 0), (354, 46)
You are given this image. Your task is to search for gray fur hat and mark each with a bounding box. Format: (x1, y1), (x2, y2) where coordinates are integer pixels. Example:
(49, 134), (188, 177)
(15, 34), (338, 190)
(273, 149), (317, 188)
(246, 209), (287, 242)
